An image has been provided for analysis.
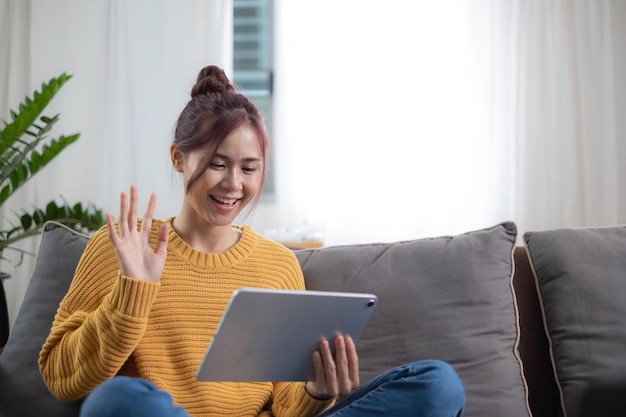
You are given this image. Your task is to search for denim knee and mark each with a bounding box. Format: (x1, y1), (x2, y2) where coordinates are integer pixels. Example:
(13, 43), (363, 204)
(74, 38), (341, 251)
(319, 359), (465, 417)
(80, 376), (190, 417)
(408, 359), (465, 414)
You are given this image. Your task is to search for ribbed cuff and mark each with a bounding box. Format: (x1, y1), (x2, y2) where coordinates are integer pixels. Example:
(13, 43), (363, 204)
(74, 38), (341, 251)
(295, 382), (337, 415)
(107, 274), (160, 317)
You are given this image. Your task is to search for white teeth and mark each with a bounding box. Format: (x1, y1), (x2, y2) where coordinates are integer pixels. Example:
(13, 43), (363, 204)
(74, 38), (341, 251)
(213, 196), (238, 205)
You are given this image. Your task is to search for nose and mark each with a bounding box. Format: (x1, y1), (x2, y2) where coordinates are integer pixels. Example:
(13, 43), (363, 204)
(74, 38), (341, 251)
(221, 168), (243, 191)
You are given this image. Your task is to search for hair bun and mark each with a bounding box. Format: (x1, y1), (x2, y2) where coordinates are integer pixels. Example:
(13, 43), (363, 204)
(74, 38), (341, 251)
(191, 65), (235, 98)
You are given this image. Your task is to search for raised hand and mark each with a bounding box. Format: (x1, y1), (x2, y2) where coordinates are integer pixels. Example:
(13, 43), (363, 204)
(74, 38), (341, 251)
(305, 334), (361, 400)
(105, 185), (169, 282)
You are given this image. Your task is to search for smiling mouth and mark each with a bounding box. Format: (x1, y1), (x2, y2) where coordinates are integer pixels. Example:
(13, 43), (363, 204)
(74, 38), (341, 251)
(211, 196), (240, 206)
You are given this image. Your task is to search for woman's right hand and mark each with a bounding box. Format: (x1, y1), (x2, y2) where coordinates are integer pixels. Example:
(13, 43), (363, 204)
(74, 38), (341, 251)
(105, 185), (169, 282)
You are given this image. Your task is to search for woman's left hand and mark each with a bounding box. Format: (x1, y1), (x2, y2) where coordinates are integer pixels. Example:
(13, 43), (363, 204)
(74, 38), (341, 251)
(305, 334), (360, 400)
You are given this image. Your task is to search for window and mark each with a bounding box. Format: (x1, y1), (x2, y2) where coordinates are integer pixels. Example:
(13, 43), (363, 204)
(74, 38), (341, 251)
(233, 0), (274, 195)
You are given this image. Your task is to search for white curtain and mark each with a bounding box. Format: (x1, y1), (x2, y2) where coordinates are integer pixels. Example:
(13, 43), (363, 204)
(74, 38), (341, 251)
(2, 0), (625, 326)
(267, 0), (625, 245)
(514, 0), (625, 234)
(0, 0), (232, 325)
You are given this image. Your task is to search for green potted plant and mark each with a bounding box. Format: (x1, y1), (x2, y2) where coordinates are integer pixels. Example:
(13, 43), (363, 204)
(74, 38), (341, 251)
(1, 73), (105, 345)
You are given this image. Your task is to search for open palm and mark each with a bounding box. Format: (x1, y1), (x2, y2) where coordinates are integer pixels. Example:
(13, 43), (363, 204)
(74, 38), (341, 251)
(106, 186), (169, 282)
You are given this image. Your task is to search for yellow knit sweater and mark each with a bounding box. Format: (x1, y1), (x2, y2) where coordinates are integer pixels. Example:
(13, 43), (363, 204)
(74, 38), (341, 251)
(39, 218), (334, 417)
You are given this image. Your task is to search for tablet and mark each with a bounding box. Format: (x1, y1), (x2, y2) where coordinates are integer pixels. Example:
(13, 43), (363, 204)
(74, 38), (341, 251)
(196, 287), (377, 382)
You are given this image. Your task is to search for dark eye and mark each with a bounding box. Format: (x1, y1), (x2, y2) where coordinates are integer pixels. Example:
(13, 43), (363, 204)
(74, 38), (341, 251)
(242, 166), (257, 173)
(210, 162), (226, 169)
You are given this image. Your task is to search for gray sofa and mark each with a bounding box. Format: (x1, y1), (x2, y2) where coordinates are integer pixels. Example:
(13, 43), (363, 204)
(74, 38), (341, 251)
(1, 221), (625, 417)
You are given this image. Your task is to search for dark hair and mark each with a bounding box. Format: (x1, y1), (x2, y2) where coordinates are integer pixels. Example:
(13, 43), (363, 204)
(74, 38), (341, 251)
(173, 65), (269, 206)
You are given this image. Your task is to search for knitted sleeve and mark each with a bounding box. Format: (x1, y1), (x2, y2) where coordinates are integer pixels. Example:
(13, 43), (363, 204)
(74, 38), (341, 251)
(272, 382), (336, 417)
(38, 226), (160, 401)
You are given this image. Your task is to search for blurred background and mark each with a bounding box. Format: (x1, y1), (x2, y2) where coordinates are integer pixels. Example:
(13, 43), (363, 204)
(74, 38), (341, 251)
(1, 0), (625, 324)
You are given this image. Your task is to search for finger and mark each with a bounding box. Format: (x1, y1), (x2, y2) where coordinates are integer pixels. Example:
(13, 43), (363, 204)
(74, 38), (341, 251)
(155, 222), (169, 258)
(333, 335), (351, 394)
(141, 193), (158, 234)
(128, 185), (139, 233)
(118, 191), (129, 236)
(311, 349), (326, 386)
(105, 212), (119, 243)
(345, 336), (360, 388)
(320, 338), (338, 396)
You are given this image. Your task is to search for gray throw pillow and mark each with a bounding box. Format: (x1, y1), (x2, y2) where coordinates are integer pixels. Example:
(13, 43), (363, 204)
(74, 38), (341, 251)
(524, 225), (626, 417)
(295, 221), (528, 417)
(0, 222), (86, 417)
(1, 220), (527, 417)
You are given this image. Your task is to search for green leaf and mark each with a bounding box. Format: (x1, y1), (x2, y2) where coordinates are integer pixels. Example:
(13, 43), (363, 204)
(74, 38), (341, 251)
(0, 73), (105, 262)
(0, 73), (73, 155)
(0, 185), (9, 202)
(75, 204), (83, 218)
(20, 213), (32, 230)
(32, 209), (44, 225)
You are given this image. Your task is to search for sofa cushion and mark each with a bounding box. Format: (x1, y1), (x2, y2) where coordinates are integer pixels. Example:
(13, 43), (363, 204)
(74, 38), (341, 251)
(524, 225), (626, 417)
(0, 222), (85, 417)
(1, 220), (527, 417)
(296, 221), (528, 417)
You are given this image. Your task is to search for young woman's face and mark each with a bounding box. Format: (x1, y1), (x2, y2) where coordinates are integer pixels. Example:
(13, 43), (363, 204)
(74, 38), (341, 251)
(176, 125), (263, 229)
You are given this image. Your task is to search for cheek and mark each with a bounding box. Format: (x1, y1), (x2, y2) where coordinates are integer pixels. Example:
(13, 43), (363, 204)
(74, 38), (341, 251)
(245, 175), (263, 194)
(195, 168), (217, 184)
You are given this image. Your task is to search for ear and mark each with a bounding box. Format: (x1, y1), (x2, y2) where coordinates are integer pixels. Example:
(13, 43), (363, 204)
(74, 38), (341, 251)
(170, 145), (184, 172)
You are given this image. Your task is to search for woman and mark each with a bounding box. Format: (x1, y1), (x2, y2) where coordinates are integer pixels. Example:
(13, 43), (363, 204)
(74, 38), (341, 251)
(39, 66), (465, 417)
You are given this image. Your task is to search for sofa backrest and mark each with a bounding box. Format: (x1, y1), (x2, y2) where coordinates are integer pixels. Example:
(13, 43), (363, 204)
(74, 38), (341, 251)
(1, 221), (538, 417)
(294, 221), (529, 417)
(0, 222), (86, 417)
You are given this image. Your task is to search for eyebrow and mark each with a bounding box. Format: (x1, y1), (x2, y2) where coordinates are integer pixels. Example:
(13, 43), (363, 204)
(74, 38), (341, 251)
(213, 152), (262, 163)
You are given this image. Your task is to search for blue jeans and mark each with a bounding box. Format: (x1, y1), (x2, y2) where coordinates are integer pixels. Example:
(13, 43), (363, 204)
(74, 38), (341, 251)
(319, 360), (464, 417)
(80, 360), (464, 417)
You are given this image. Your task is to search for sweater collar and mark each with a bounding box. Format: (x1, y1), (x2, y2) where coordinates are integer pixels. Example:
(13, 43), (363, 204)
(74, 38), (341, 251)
(164, 217), (258, 269)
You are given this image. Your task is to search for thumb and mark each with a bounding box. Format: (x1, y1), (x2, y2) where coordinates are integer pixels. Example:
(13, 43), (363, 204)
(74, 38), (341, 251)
(155, 223), (169, 256)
